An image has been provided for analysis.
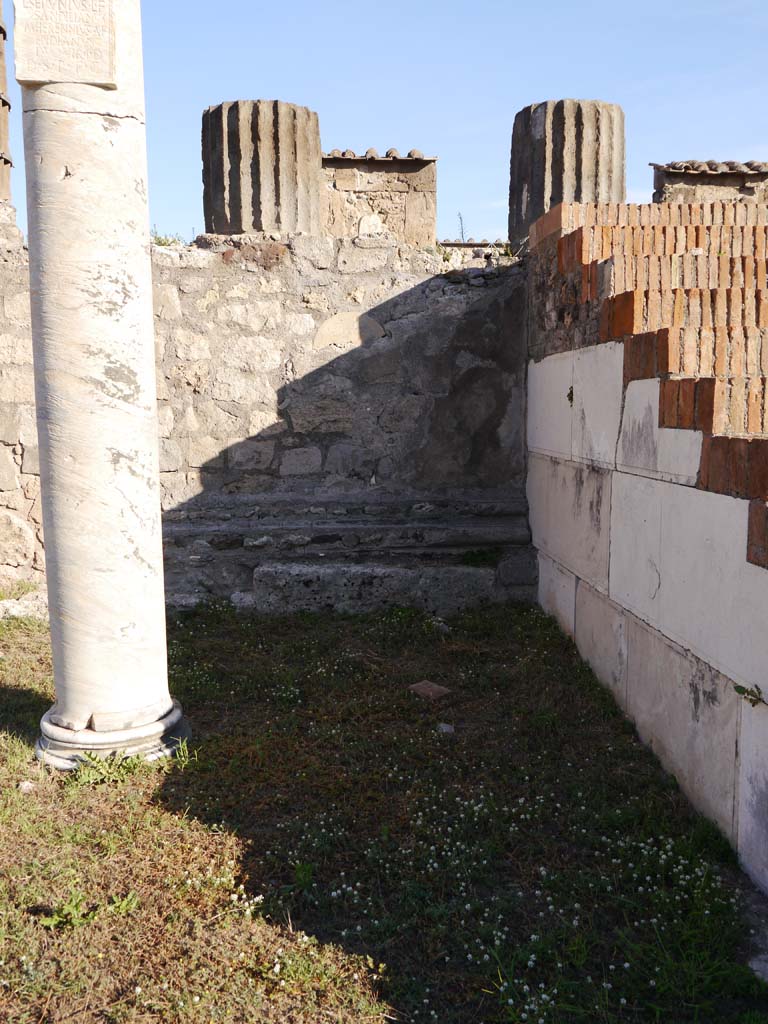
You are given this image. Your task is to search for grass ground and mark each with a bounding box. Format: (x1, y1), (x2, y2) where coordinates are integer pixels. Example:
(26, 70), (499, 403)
(0, 602), (767, 1023)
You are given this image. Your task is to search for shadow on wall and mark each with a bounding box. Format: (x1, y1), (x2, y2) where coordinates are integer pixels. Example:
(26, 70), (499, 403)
(160, 244), (531, 608)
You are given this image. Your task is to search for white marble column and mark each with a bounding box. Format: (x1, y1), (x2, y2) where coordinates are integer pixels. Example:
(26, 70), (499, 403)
(13, 0), (188, 768)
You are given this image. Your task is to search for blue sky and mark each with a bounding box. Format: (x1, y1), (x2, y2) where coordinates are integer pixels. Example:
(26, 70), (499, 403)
(6, 0), (768, 241)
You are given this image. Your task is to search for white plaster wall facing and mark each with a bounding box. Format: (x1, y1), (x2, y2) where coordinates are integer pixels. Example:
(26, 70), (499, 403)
(15, 0), (186, 765)
(528, 341), (768, 892)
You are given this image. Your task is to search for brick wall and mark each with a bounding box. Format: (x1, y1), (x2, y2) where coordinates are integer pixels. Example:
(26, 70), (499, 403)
(526, 199), (768, 894)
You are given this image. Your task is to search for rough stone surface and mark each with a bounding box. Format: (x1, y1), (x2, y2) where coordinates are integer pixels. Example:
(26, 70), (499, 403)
(0, 584), (47, 620)
(0, 226), (532, 605)
(248, 562), (525, 616)
(652, 163), (768, 204)
(323, 155), (437, 248)
(509, 99), (625, 246)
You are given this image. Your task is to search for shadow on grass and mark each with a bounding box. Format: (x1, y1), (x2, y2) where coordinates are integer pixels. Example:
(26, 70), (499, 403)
(153, 600), (768, 1024)
(0, 684), (48, 745)
(0, 618), (53, 745)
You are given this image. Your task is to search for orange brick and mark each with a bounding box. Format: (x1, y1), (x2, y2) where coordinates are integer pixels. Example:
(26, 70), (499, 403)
(747, 380), (763, 434)
(600, 291), (639, 341)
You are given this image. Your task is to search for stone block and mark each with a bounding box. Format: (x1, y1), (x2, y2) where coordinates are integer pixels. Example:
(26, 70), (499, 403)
(159, 438), (184, 473)
(202, 100), (323, 235)
(279, 447), (322, 476)
(527, 353), (573, 459)
(0, 402), (19, 442)
(284, 376), (356, 434)
(537, 552), (576, 636)
(575, 580), (628, 707)
(290, 234), (336, 269)
(337, 242), (390, 274)
(172, 328), (211, 361)
(0, 509), (35, 568)
(251, 563), (500, 616)
(313, 311), (386, 353)
(153, 283), (182, 321)
(0, 446), (18, 491)
(215, 334), (281, 373)
(609, 471), (663, 624)
(509, 99), (626, 245)
(404, 191), (436, 248)
(658, 484), (768, 691)
(186, 436), (224, 470)
(3, 290), (31, 326)
(618, 378), (702, 485)
(226, 439), (275, 472)
(325, 442), (374, 478)
(626, 615), (739, 841)
(738, 702), (768, 892)
(20, 445), (37, 476)
(527, 453), (611, 590)
(157, 404), (174, 438)
(496, 546), (537, 588)
(571, 342), (624, 468)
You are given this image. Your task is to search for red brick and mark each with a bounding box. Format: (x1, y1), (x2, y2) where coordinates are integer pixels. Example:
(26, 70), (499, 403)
(699, 436), (730, 493)
(694, 379), (716, 433)
(747, 500), (768, 568)
(747, 439), (768, 499)
(677, 379), (696, 429)
(728, 438), (750, 497)
(623, 333), (656, 385)
(659, 379), (679, 428)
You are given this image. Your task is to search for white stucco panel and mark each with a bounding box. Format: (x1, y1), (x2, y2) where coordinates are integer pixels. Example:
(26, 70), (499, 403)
(572, 341), (624, 468)
(618, 378), (702, 485)
(527, 353), (573, 460)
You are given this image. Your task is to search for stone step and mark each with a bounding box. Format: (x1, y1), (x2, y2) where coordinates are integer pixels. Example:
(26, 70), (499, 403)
(162, 492), (530, 524)
(242, 560), (536, 617)
(162, 502), (535, 609)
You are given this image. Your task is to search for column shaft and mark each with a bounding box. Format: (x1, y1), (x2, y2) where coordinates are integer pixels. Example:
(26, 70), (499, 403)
(202, 99), (323, 235)
(14, 0), (187, 767)
(508, 99), (626, 246)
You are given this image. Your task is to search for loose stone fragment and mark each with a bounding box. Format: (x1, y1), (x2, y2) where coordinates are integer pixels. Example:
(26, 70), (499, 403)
(409, 680), (452, 700)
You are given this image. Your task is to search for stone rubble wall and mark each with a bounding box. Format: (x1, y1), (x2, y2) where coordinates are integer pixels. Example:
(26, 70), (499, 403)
(0, 224), (530, 606)
(323, 158), (437, 248)
(653, 167), (768, 205)
(526, 200), (768, 894)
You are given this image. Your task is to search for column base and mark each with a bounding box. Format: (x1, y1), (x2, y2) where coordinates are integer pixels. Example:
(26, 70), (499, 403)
(35, 700), (191, 771)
